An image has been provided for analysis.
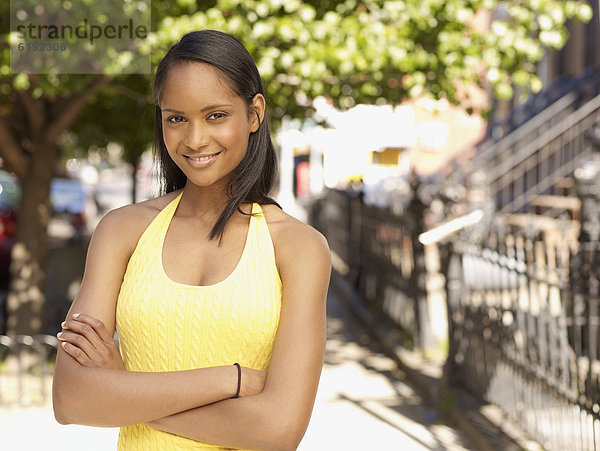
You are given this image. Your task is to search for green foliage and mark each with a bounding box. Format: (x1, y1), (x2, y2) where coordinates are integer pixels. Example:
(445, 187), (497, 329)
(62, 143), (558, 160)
(71, 74), (154, 164)
(149, 0), (593, 118)
(0, 0), (594, 156)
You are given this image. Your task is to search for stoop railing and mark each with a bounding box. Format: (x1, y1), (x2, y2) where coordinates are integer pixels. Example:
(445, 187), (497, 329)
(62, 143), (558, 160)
(473, 66), (600, 213)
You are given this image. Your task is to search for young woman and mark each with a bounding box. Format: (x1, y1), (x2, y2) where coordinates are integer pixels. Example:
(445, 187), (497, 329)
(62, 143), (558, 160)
(52, 30), (331, 450)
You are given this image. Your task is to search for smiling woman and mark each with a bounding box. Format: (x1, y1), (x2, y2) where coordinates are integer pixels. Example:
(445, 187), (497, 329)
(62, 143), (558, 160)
(159, 62), (262, 193)
(52, 30), (331, 451)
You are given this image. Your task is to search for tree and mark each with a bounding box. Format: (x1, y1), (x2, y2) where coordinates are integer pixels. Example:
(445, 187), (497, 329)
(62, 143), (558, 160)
(152, 0), (593, 116)
(0, 0), (150, 335)
(0, 0), (593, 335)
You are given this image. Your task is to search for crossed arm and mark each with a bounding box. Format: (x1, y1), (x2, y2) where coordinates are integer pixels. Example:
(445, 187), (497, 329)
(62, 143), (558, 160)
(52, 207), (331, 450)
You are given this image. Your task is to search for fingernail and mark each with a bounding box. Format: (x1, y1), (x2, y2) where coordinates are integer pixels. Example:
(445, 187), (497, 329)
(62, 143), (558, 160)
(57, 332), (63, 338)
(61, 341), (67, 348)
(73, 313), (80, 318)
(61, 321), (66, 328)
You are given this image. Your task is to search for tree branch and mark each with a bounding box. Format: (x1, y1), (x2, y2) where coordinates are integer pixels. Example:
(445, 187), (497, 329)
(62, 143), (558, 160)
(112, 84), (151, 106)
(16, 89), (44, 136)
(44, 75), (110, 143)
(0, 118), (28, 179)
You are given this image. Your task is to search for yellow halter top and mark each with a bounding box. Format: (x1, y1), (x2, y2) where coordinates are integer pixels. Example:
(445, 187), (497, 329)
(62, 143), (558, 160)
(115, 193), (282, 450)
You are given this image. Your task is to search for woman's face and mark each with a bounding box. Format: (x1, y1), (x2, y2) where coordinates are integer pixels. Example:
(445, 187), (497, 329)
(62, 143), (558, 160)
(160, 62), (263, 190)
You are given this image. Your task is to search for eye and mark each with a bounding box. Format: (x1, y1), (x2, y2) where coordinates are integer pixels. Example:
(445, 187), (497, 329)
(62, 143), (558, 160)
(166, 115), (186, 123)
(208, 112), (228, 121)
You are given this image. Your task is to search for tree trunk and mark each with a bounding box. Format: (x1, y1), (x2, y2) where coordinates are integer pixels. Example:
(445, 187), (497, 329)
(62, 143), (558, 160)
(0, 75), (108, 336)
(6, 140), (57, 336)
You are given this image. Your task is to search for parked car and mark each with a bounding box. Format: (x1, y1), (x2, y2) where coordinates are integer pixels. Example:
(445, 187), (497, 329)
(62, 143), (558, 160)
(0, 172), (20, 285)
(48, 178), (94, 242)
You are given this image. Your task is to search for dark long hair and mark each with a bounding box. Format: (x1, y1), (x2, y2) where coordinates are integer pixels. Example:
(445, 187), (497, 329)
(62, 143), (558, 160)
(153, 30), (279, 241)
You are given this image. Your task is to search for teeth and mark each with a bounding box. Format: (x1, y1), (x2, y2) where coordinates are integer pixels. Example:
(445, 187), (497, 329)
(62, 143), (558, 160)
(189, 154), (217, 162)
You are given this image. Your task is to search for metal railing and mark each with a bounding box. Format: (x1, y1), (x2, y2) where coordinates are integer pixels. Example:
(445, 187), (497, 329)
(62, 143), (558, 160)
(444, 223), (599, 450)
(312, 182), (600, 449)
(472, 66), (600, 213)
(0, 334), (59, 406)
(483, 67), (600, 146)
(311, 188), (444, 355)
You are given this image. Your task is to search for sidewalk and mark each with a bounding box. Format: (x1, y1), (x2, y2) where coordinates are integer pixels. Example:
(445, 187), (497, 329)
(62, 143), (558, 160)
(0, 284), (471, 450)
(0, 405), (118, 450)
(329, 271), (544, 451)
(300, 285), (471, 450)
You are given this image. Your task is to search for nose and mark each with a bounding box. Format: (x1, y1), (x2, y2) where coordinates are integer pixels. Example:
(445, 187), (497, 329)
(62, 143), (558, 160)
(183, 121), (210, 150)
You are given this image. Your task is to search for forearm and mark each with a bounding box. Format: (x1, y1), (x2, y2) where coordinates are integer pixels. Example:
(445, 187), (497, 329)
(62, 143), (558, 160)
(53, 353), (237, 427)
(148, 392), (306, 451)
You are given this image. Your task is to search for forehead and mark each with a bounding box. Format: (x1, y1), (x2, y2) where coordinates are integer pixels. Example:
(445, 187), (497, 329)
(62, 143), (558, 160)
(160, 61), (241, 107)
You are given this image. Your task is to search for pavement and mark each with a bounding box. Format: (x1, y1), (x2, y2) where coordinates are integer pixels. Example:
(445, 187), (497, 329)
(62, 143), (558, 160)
(329, 271), (545, 451)
(0, 284), (471, 451)
(300, 286), (471, 450)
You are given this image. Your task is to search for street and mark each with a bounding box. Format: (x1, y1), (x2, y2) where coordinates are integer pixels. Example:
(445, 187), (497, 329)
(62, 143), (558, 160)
(0, 285), (470, 450)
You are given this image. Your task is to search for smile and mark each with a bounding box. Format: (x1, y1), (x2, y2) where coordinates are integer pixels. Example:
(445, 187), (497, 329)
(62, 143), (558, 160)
(187, 152), (221, 162)
(184, 152), (222, 167)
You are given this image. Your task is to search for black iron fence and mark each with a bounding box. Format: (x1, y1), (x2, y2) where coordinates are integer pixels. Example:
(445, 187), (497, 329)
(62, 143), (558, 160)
(445, 225), (599, 450)
(0, 334), (59, 406)
(311, 187), (445, 355)
(312, 180), (600, 449)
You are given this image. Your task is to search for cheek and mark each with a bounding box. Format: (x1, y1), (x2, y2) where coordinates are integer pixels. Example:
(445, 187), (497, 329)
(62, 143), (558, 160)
(213, 125), (240, 145)
(162, 127), (181, 153)
(220, 122), (251, 152)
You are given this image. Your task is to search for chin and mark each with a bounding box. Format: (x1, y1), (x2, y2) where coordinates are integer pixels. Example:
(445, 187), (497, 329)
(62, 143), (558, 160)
(186, 174), (232, 190)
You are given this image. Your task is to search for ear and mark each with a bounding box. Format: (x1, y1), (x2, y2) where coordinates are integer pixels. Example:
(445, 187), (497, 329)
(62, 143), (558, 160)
(250, 93), (266, 133)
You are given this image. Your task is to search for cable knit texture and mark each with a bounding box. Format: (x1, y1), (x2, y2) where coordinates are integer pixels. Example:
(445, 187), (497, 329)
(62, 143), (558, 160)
(115, 193), (282, 450)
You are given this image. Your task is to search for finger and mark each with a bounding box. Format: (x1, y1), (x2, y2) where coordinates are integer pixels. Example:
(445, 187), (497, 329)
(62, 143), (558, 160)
(60, 341), (93, 367)
(62, 319), (106, 349)
(70, 313), (114, 342)
(57, 330), (97, 360)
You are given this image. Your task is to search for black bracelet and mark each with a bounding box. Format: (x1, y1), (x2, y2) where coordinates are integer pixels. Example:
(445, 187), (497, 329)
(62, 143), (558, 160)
(233, 363), (241, 399)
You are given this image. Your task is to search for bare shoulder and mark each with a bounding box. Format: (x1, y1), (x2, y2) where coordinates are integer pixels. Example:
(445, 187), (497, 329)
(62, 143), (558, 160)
(260, 204), (330, 268)
(93, 191), (181, 257)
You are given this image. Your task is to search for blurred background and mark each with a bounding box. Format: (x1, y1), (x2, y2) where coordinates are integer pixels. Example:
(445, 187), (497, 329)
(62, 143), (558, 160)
(0, 0), (599, 449)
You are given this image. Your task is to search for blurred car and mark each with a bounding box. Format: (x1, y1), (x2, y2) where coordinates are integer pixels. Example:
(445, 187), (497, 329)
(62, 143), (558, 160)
(0, 171), (95, 284)
(0, 172), (20, 285)
(48, 178), (94, 242)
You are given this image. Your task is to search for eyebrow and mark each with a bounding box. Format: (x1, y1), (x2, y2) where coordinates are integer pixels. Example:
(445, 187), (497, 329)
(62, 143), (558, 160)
(161, 104), (234, 114)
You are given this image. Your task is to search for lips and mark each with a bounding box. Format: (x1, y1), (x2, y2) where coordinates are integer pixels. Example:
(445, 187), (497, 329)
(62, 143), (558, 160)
(184, 151), (222, 168)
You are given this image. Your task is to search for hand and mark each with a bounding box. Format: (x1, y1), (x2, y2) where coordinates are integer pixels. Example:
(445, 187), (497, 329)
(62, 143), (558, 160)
(239, 367), (267, 397)
(58, 313), (125, 371)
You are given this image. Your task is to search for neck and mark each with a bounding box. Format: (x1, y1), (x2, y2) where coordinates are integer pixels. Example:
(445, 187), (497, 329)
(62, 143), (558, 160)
(178, 181), (232, 221)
